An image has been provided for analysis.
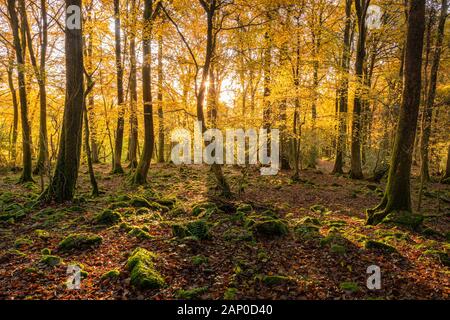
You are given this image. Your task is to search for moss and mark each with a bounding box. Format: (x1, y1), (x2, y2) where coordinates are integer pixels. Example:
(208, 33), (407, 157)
(260, 275), (293, 286)
(250, 218), (289, 237)
(109, 201), (131, 210)
(422, 228), (443, 238)
(175, 286), (208, 299)
(40, 255), (62, 267)
(126, 248), (165, 289)
(129, 197), (169, 212)
(119, 222), (133, 232)
(116, 194), (131, 202)
(192, 201), (219, 218)
(320, 232), (346, 247)
(340, 281), (359, 293)
(34, 229), (50, 239)
(310, 204), (331, 214)
(101, 269), (120, 280)
(223, 287), (237, 300)
(95, 209), (122, 225)
(423, 250), (450, 267)
(191, 255), (208, 266)
(326, 220), (347, 228)
(172, 220), (211, 240)
(381, 211), (423, 229)
(14, 237), (33, 248)
(299, 216), (321, 226)
(58, 233), (102, 251)
(8, 249), (27, 257)
(236, 203), (252, 213)
(135, 208), (151, 215)
(167, 207), (186, 217)
(364, 240), (397, 253)
(330, 244), (346, 255)
(223, 227), (253, 241)
(294, 222), (320, 240)
(128, 227), (153, 240)
(41, 248), (51, 255)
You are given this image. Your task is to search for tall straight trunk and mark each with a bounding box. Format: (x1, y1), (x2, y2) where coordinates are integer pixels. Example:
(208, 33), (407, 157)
(420, 0), (448, 182)
(350, 0), (369, 179)
(83, 78), (98, 196)
(291, 20), (302, 180)
(128, 0), (138, 168)
(207, 65), (218, 127)
(7, 0), (33, 182)
(443, 144), (450, 181)
(40, 0), (84, 202)
(196, 0), (230, 196)
(157, 34), (165, 163)
(21, 0), (49, 175)
(262, 26), (272, 130)
(7, 51), (19, 166)
(367, 0), (425, 225)
(132, 0), (155, 184)
(112, 0), (125, 173)
(333, 0), (352, 174)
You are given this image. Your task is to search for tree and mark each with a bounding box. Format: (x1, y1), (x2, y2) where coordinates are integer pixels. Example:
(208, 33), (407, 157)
(7, 0), (33, 182)
(367, 0), (426, 225)
(112, 0), (125, 174)
(40, 0), (84, 202)
(419, 0), (448, 182)
(132, 0), (160, 184)
(128, 0), (139, 168)
(350, 0), (369, 179)
(332, 0), (353, 174)
(157, 33), (165, 163)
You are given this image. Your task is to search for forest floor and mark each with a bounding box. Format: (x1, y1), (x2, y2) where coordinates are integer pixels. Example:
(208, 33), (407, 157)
(0, 161), (449, 300)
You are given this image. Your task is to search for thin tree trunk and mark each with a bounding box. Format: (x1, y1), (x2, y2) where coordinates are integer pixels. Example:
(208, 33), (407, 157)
(157, 33), (165, 163)
(420, 0), (448, 182)
(6, 50), (19, 167)
(112, 0), (125, 174)
(367, 0), (426, 225)
(83, 78), (98, 196)
(128, 0), (138, 168)
(7, 0), (33, 183)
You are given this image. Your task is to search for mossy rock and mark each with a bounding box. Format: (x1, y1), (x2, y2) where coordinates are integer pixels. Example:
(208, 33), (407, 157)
(223, 287), (238, 300)
(128, 227), (153, 240)
(192, 201), (219, 218)
(172, 220), (211, 240)
(40, 255), (62, 267)
(41, 248), (51, 255)
(109, 201), (131, 210)
(58, 233), (102, 251)
(34, 229), (50, 239)
(135, 208), (151, 215)
(236, 203), (252, 213)
(299, 216), (321, 226)
(175, 286), (208, 299)
(330, 244), (346, 254)
(294, 223), (320, 240)
(101, 269), (120, 280)
(14, 237), (33, 248)
(95, 209), (122, 225)
(339, 281), (359, 293)
(119, 222), (133, 232)
(364, 240), (397, 253)
(129, 197), (169, 212)
(116, 194), (131, 202)
(259, 275), (294, 286)
(167, 207), (186, 217)
(381, 211), (423, 229)
(126, 247), (165, 289)
(249, 217), (289, 238)
(319, 232), (347, 247)
(223, 226), (253, 242)
(151, 196), (177, 208)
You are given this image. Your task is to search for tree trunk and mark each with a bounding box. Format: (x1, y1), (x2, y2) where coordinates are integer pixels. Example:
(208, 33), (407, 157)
(112, 0), (125, 174)
(6, 50), (19, 167)
(157, 33), (165, 163)
(442, 144), (450, 182)
(332, 0), (352, 174)
(367, 0), (426, 225)
(132, 0), (155, 184)
(420, 0), (448, 182)
(40, 0), (84, 202)
(128, 0), (138, 168)
(7, 0), (33, 183)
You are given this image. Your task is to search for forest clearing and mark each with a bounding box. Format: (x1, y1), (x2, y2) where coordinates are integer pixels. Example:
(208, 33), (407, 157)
(0, 0), (449, 301)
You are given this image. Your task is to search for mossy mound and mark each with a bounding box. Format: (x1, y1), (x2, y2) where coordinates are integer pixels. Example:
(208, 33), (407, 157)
(41, 248), (51, 255)
(129, 197), (169, 212)
(423, 250), (450, 267)
(259, 275), (294, 286)
(108, 201), (131, 210)
(172, 219), (211, 240)
(294, 223), (320, 240)
(95, 209), (122, 225)
(128, 227), (153, 240)
(101, 269), (120, 280)
(175, 286), (208, 299)
(245, 214), (288, 238)
(310, 204), (331, 214)
(14, 237), (33, 248)
(319, 231), (347, 247)
(223, 287), (238, 300)
(58, 233), (102, 251)
(330, 244), (346, 254)
(192, 201), (219, 218)
(236, 203), (253, 213)
(126, 248), (165, 289)
(167, 207), (186, 217)
(223, 226), (253, 242)
(34, 229), (50, 240)
(299, 216), (321, 226)
(340, 281), (359, 293)
(40, 255), (62, 267)
(364, 240), (397, 253)
(380, 211), (423, 229)
(191, 255), (208, 266)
